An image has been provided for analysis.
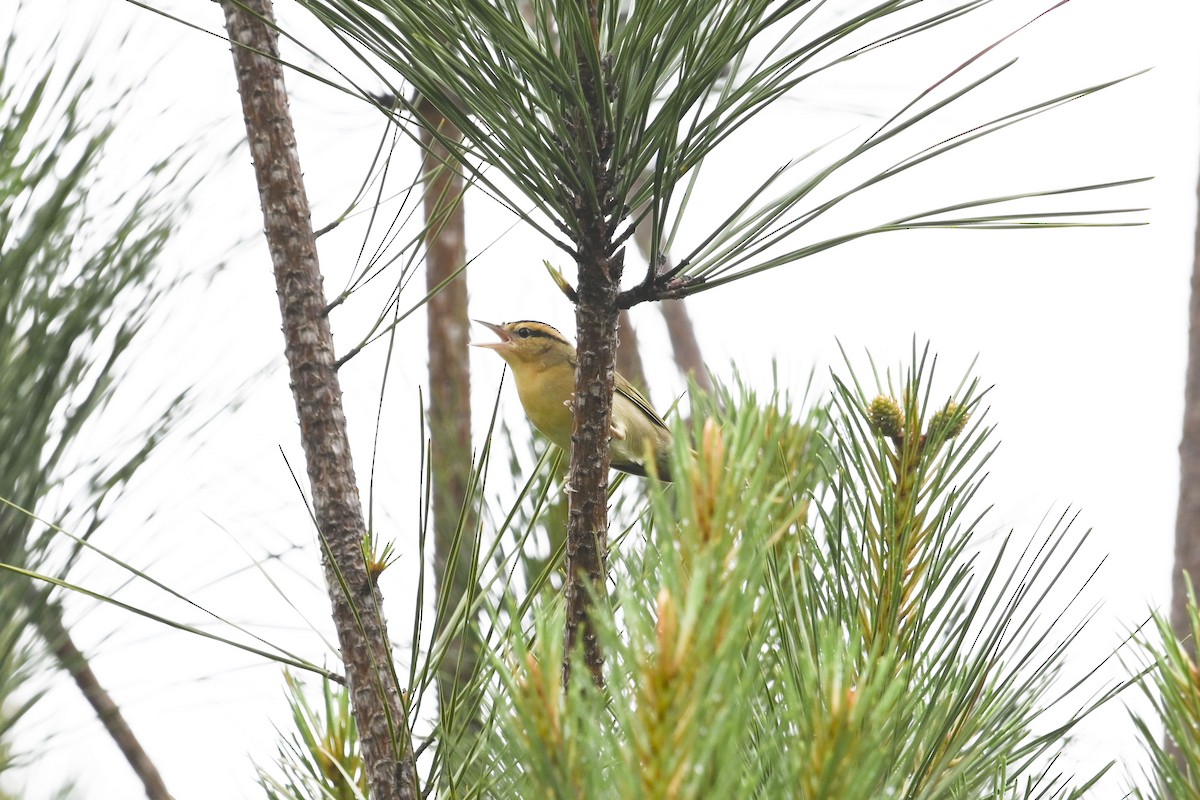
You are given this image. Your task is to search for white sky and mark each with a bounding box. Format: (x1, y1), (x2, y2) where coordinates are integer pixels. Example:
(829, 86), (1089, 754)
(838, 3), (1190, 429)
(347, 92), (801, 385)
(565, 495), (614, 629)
(4, 0), (1199, 797)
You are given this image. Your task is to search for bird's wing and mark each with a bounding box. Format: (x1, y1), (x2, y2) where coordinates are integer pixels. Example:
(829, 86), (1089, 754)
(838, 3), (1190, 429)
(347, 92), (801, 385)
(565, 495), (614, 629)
(568, 352), (669, 431)
(615, 373), (669, 431)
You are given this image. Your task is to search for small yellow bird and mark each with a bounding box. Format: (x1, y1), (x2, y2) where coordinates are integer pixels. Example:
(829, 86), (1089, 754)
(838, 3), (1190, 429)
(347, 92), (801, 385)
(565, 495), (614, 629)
(472, 320), (673, 481)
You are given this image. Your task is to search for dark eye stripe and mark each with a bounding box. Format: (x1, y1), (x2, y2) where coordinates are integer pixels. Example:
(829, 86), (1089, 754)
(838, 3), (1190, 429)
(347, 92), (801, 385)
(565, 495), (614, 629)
(507, 322), (569, 345)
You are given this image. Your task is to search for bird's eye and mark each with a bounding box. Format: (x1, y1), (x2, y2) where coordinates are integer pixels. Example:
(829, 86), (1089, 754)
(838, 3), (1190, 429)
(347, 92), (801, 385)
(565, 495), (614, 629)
(517, 327), (532, 338)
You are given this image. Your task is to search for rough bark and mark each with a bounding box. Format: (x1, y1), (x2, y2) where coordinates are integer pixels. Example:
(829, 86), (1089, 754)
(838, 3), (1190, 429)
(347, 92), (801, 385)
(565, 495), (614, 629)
(565, 249), (623, 689)
(30, 590), (170, 800)
(221, 4), (415, 798)
(417, 98), (481, 734)
(1172, 156), (1200, 643)
(561, 12), (621, 686)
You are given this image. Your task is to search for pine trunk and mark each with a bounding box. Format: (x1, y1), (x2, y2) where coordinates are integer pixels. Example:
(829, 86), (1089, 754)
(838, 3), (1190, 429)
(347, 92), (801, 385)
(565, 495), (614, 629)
(222, 3), (415, 797)
(418, 98), (482, 734)
(1173, 160), (1200, 643)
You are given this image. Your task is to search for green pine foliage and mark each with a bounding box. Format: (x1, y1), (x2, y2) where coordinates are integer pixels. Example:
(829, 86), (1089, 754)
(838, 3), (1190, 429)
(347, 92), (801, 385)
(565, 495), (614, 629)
(1131, 579), (1200, 799)
(270, 0), (1148, 788)
(0, 580), (38, 793)
(267, 355), (1110, 798)
(300, 0), (1144, 306)
(0, 25), (188, 795)
(258, 674), (368, 800)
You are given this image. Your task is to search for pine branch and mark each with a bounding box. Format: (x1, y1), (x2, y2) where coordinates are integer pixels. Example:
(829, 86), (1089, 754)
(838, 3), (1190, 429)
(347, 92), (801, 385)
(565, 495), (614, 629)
(615, 310), (648, 393)
(28, 588), (170, 800)
(220, 3), (415, 797)
(632, 208), (711, 391)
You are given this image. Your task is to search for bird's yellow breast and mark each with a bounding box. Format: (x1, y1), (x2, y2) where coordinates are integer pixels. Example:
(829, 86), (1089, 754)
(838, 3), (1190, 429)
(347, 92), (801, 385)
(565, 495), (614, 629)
(511, 359), (577, 453)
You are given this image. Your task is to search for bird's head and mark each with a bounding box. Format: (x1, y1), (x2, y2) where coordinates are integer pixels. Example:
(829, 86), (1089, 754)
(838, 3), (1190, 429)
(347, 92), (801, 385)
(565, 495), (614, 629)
(471, 320), (576, 371)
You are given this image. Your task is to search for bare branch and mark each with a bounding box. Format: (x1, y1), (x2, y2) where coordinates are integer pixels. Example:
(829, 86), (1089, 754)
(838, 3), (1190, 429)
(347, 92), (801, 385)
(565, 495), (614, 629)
(616, 310), (648, 393)
(32, 590), (171, 800)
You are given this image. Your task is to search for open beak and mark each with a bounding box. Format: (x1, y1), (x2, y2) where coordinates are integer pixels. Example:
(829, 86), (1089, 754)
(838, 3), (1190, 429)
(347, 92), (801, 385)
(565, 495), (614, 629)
(470, 320), (511, 350)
